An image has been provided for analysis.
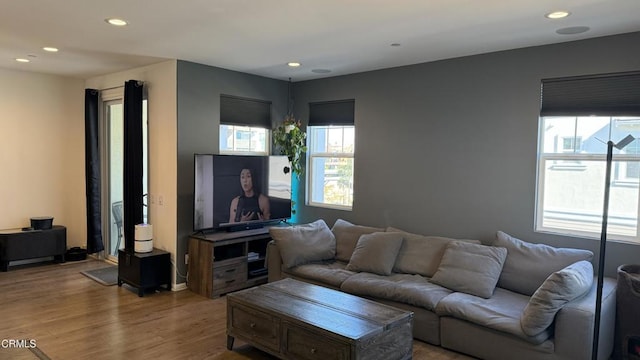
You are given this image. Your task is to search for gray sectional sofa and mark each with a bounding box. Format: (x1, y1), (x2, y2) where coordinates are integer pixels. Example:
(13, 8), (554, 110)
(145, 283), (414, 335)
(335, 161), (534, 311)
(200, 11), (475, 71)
(266, 219), (617, 360)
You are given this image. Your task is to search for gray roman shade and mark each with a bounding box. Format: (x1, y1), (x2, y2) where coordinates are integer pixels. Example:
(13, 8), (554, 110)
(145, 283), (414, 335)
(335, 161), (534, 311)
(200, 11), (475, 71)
(220, 94), (272, 127)
(309, 99), (355, 126)
(540, 71), (640, 117)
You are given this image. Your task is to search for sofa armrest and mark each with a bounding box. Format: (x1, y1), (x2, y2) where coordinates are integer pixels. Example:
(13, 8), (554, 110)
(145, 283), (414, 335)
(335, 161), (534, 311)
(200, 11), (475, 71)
(554, 276), (616, 360)
(267, 240), (285, 283)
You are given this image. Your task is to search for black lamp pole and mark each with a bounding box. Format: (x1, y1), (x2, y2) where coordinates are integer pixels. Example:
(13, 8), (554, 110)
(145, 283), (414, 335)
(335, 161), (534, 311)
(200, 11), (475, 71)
(592, 134), (635, 360)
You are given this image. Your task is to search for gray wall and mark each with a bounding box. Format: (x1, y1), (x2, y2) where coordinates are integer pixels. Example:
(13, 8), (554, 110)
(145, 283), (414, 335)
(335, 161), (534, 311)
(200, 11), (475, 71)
(292, 32), (640, 277)
(176, 60), (287, 282)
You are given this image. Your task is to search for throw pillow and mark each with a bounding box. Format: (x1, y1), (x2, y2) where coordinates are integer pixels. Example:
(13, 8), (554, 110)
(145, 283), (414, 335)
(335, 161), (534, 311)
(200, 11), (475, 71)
(430, 241), (507, 299)
(494, 231), (594, 296)
(269, 219), (336, 269)
(346, 232), (404, 276)
(520, 260), (594, 336)
(331, 219), (384, 262)
(388, 226), (482, 277)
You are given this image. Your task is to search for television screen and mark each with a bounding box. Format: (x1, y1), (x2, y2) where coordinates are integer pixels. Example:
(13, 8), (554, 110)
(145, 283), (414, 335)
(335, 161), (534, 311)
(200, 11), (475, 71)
(194, 154), (292, 232)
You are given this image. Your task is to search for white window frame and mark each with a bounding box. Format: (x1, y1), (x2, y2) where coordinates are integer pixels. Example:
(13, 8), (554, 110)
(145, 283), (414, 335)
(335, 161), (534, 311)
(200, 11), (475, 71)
(306, 125), (354, 210)
(535, 116), (640, 244)
(219, 124), (269, 155)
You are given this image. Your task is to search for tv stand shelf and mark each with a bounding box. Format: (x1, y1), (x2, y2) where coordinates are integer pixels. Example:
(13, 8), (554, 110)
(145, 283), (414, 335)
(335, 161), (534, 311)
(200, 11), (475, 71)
(188, 227), (271, 298)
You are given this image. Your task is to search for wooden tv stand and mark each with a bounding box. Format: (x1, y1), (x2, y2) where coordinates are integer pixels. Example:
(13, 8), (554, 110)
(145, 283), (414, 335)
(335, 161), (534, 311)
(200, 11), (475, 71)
(188, 227), (271, 298)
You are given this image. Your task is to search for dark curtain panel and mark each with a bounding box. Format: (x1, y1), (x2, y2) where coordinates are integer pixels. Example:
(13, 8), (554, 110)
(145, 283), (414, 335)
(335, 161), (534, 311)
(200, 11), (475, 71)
(84, 89), (104, 254)
(123, 80), (144, 253)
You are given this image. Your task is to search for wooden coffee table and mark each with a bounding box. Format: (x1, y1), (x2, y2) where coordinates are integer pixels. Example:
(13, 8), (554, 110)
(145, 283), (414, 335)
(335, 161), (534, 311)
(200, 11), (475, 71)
(226, 278), (413, 360)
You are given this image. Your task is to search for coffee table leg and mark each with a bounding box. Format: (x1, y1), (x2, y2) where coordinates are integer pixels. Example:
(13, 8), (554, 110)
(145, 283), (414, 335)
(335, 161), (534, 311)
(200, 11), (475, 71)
(227, 335), (234, 350)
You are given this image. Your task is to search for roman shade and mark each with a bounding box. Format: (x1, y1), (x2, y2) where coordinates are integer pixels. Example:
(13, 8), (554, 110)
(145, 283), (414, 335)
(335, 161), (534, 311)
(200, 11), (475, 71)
(220, 94), (271, 128)
(309, 99), (355, 126)
(540, 71), (640, 117)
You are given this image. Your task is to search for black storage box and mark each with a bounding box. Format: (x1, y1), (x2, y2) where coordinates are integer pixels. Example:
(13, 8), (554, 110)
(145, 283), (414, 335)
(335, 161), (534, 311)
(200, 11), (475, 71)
(31, 216), (53, 230)
(66, 247), (87, 261)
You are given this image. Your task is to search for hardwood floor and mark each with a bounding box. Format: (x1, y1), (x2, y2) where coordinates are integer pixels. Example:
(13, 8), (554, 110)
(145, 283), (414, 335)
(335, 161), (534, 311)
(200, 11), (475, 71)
(0, 259), (474, 360)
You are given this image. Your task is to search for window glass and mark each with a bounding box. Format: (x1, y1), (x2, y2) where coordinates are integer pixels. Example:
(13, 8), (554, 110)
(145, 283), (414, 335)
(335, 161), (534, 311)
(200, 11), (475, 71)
(219, 125), (268, 155)
(536, 116), (640, 242)
(307, 125), (354, 210)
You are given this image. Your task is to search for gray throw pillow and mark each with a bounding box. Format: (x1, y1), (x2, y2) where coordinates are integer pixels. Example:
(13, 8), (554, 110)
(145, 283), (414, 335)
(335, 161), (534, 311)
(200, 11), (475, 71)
(430, 242), (507, 299)
(346, 232), (404, 276)
(331, 219), (384, 262)
(520, 260), (593, 336)
(270, 219), (336, 269)
(494, 231), (594, 296)
(388, 226), (481, 277)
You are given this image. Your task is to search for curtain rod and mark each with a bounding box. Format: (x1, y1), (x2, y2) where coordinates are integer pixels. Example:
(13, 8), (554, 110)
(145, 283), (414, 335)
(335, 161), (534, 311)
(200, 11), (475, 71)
(91, 80), (145, 92)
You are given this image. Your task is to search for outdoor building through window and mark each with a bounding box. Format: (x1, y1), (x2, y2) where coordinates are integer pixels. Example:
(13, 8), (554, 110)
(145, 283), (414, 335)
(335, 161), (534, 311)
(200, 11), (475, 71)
(536, 72), (640, 244)
(307, 99), (355, 210)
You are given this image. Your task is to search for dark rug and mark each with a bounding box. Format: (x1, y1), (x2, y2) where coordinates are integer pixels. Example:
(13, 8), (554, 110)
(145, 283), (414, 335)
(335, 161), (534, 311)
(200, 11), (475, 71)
(80, 266), (118, 286)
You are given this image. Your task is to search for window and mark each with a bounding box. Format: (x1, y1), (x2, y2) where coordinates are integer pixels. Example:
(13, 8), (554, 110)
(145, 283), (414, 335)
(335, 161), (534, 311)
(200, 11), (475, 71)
(536, 71), (640, 243)
(537, 116), (640, 240)
(307, 99), (355, 210)
(219, 94), (271, 155)
(219, 125), (268, 154)
(307, 125), (354, 209)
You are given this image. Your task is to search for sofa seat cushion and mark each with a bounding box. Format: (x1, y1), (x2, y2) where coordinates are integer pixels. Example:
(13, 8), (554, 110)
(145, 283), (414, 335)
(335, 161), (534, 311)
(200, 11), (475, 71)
(284, 261), (355, 288)
(340, 272), (453, 311)
(435, 288), (551, 345)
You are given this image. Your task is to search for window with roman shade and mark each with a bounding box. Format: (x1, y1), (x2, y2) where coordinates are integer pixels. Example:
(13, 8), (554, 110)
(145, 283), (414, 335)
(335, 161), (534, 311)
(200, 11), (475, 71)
(219, 95), (271, 154)
(307, 99), (356, 210)
(536, 71), (640, 243)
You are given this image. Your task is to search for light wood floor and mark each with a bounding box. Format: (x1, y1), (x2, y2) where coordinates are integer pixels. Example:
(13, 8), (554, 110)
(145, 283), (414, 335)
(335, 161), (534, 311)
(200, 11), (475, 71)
(0, 259), (474, 360)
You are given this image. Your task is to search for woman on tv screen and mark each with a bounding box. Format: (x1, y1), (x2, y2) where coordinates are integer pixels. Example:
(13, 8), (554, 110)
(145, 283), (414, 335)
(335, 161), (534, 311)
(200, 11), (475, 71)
(228, 167), (271, 223)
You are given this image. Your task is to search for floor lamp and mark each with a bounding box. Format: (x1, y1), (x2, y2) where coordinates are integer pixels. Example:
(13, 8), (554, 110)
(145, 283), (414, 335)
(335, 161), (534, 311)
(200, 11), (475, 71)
(592, 134), (635, 360)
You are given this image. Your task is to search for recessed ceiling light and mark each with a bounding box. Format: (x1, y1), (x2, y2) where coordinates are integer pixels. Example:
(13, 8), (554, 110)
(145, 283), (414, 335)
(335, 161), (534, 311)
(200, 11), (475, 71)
(556, 26), (590, 35)
(43, 47), (59, 52)
(545, 11), (570, 19)
(287, 62), (301, 67)
(106, 18), (128, 26)
(15, 58), (30, 63)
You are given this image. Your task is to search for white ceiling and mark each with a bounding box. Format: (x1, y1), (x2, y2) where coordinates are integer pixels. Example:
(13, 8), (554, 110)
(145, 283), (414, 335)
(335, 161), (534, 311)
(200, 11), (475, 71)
(2, 0), (640, 81)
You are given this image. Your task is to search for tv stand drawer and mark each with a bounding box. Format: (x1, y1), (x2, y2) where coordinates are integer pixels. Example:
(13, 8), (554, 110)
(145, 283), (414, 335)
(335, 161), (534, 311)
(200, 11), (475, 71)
(213, 262), (247, 290)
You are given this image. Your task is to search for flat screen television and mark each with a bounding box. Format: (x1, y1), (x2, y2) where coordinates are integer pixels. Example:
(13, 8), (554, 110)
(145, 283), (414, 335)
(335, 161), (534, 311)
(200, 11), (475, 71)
(193, 154), (292, 232)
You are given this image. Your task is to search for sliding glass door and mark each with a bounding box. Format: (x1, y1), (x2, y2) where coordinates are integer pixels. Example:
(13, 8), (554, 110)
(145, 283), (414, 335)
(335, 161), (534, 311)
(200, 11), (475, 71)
(102, 89), (148, 261)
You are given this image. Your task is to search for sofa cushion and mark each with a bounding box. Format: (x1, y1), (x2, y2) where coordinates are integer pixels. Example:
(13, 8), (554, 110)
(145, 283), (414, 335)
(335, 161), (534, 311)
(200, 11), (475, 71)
(430, 242), (507, 299)
(269, 219), (336, 269)
(386, 227), (456, 277)
(520, 260), (594, 336)
(436, 288), (552, 344)
(284, 261), (355, 288)
(494, 231), (594, 296)
(341, 272), (453, 311)
(331, 219), (384, 262)
(346, 232), (404, 276)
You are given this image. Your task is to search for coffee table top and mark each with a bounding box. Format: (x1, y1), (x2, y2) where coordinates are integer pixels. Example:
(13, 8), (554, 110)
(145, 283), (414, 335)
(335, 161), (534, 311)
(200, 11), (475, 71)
(227, 278), (413, 341)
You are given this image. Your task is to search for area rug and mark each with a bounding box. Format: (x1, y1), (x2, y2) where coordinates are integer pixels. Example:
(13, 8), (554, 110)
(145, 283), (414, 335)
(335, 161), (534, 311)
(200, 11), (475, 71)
(80, 266), (118, 286)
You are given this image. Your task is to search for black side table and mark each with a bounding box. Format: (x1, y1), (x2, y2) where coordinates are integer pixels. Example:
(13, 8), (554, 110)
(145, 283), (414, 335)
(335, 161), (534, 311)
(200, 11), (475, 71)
(118, 248), (171, 297)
